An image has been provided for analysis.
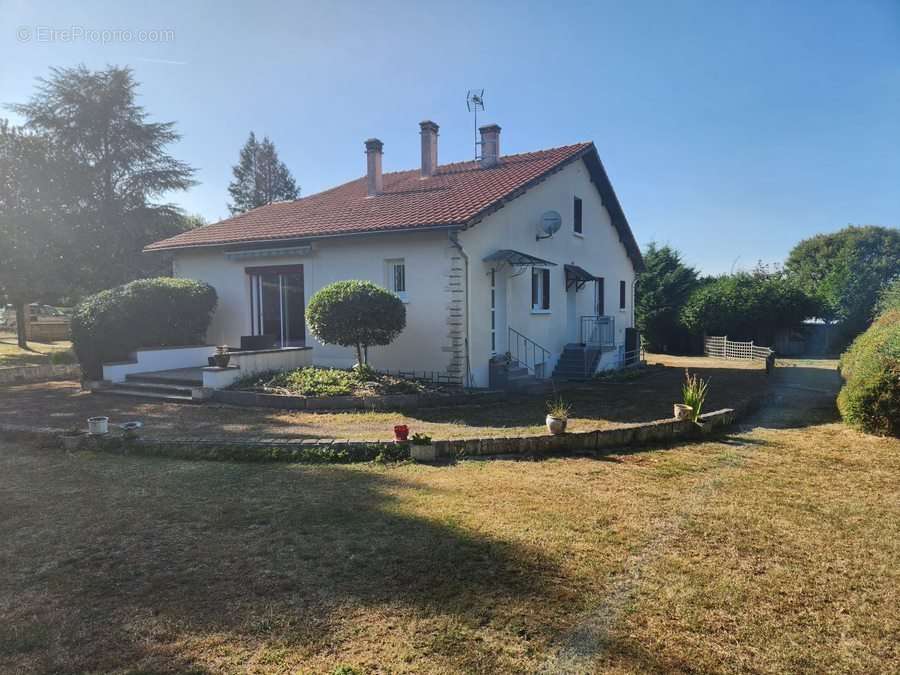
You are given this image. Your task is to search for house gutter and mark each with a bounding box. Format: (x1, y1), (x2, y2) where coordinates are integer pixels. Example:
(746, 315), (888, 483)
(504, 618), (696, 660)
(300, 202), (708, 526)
(448, 230), (473, 388)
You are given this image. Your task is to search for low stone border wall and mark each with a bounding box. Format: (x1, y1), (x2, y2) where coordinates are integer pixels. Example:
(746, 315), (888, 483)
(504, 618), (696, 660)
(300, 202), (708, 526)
(0, 363), (80, 385)
(0, 404), (753, 463)
(211, 388), (508, 411)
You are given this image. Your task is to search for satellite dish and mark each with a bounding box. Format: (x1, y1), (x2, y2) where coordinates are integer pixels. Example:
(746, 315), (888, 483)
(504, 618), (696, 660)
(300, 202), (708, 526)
(537, 210), (562, 240)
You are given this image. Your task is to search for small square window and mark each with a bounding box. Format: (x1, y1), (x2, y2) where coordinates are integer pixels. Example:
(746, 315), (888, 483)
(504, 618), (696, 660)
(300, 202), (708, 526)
(574, 196), (583, 234)
(386, 259), (407, 301)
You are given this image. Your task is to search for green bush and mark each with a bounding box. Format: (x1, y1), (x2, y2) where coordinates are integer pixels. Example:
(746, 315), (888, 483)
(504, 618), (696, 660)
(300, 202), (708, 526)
(837, 309), (900, 436)
(306, 280), (405, 365)
(71, 278), (217, 379)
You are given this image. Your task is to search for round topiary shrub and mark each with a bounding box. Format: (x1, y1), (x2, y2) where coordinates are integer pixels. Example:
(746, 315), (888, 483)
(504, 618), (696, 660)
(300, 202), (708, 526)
(837, 309), (900, 436)
(71, 278), (217, 380)
(306, 280), (406, 366)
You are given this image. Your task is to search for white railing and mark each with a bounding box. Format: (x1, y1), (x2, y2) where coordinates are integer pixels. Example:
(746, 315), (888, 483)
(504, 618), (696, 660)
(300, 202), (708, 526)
(704, 335), (773, 361)
(580, 315), (616, 347)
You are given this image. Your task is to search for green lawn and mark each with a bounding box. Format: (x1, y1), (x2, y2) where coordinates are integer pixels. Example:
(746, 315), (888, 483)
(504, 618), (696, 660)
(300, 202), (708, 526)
(1, 362), (898, 673)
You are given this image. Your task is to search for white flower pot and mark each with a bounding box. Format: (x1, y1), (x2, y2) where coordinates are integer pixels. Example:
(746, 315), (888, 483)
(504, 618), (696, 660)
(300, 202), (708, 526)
(87, 416), (109, 435)
(673, 404), (693, 421)
(546, 415), (567, 435)
(410, 443), (437, 462)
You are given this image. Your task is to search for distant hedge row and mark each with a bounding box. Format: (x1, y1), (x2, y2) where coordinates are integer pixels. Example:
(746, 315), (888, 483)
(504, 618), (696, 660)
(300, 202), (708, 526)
(837, 308), (900, 437)
(71, 278), (217, 380)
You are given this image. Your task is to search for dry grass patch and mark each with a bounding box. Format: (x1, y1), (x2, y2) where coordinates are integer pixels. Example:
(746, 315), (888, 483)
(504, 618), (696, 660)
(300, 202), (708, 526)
(0, 335), (73, 368)
(2, 360), (896, 672)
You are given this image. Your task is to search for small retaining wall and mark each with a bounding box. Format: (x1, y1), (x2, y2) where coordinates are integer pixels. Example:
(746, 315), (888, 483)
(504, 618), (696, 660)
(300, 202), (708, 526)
(1, 407), (745, 463)
(102, 345), (217, 383)
(203, 347), (312, 389)
(0, 363), (81, 385)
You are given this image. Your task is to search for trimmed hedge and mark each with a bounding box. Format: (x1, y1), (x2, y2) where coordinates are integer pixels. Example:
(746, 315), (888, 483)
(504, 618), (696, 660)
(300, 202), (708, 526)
(306, 280), (406, 365)
(837, 309), (900, 436)
(71, 278), (217, 379)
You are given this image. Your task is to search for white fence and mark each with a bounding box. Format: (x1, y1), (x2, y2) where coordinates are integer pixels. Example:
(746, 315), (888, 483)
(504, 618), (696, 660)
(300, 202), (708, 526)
(704, 336), (773, 361)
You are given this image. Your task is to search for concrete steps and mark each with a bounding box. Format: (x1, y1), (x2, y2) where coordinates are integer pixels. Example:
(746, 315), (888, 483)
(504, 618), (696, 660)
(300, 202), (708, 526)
(552, 344), (602, 380)
(95, 368), (204, 403)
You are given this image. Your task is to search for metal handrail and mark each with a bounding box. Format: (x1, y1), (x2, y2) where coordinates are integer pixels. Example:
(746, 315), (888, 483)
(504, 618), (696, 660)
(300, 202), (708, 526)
(508, 327), (551, 378)
(580, 315), (615, 347)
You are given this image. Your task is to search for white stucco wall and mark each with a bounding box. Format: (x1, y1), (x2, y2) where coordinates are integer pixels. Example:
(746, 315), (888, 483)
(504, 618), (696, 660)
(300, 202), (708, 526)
(172, 230), (462, 375)
(169, 156), (637, 388)
(459, 157), (637, 386)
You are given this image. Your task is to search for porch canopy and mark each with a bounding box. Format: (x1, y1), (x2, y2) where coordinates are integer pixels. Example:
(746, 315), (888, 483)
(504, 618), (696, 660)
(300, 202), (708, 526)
(564, 263), (598, 291)
(483, 249), (557, 267)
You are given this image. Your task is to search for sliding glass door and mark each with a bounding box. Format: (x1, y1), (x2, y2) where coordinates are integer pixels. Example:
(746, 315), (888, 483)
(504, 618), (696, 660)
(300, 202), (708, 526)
(248, 266), (305, 348)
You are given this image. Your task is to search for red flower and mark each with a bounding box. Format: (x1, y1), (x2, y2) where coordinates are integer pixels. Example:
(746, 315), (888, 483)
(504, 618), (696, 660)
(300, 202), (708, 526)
(393, 424), (410, 441)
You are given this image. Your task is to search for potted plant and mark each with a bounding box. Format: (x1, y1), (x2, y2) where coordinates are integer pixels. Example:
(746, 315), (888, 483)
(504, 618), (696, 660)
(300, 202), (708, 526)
(545, 397), (571, 435)
(409, 432), (437, 462)
(212, 345), (231, 368)
(60, 427), (87, 451)
(393, 424), (410, 442)
(681, 369), (710, 430)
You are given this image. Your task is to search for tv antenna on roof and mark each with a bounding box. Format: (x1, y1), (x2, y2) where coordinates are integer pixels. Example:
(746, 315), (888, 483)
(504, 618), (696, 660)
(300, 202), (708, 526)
(466, 89), (485, 160)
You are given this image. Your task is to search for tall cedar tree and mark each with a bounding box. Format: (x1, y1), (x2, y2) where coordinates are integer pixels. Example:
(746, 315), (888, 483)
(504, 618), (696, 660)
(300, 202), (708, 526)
(0, 121), (76, 346)
(9, 65), (196, 294)
(227, 132), (299, 214)
(635, 243), (699, 353)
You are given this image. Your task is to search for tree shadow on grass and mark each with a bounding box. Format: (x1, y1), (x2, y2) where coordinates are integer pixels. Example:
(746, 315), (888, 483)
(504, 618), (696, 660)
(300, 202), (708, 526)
(0, 451), (569, 673)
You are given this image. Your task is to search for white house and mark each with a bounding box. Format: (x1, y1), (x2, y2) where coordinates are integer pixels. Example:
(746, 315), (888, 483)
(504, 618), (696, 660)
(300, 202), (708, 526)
(141, 121), (643, 390)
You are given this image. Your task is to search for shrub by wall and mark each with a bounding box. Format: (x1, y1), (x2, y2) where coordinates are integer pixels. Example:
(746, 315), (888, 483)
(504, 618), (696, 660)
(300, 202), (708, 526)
(71, 278), (217, 379)
(837, 309), (900, 436)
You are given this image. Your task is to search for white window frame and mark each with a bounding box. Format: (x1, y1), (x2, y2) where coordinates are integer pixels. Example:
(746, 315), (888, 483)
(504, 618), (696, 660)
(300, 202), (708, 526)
(531, 267), (551, 314)
(385, 258), (408, 302)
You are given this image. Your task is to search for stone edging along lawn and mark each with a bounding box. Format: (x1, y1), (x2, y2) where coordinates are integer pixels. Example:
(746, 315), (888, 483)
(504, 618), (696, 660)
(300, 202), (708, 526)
(0, 393), (767, 463)
(0, 363), (81, 385)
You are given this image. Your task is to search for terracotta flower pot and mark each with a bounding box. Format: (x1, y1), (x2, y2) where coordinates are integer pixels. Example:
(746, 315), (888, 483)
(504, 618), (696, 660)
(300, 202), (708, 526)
(546, 415), (567, 435)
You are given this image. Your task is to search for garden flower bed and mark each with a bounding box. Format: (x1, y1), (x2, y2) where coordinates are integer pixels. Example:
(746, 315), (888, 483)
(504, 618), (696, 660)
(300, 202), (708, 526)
(228, 366), (459, 398)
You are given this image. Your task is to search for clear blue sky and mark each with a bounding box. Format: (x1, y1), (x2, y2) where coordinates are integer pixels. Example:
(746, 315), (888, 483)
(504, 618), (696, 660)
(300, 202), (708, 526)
(2, 0), (898, 274)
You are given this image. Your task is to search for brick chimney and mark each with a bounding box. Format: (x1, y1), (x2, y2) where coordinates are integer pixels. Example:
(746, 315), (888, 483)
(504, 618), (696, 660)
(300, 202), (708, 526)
(419, 120), (439, 178)
(365, 138), (383, 197)
(479, 124), (501, 168)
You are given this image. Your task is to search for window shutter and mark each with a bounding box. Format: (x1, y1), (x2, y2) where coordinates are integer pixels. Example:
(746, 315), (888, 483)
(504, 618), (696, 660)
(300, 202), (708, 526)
(531, 270), (538, 307)
(620, 280), (626, 309)
(542, 269), (550, 310)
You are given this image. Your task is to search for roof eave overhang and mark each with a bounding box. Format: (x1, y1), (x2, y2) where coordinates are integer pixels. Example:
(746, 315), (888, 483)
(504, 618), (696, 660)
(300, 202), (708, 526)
(143, 222), (463, 254)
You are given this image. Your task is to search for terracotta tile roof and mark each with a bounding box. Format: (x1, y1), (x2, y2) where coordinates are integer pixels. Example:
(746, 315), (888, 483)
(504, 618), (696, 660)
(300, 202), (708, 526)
(145, 141), (642, 269)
